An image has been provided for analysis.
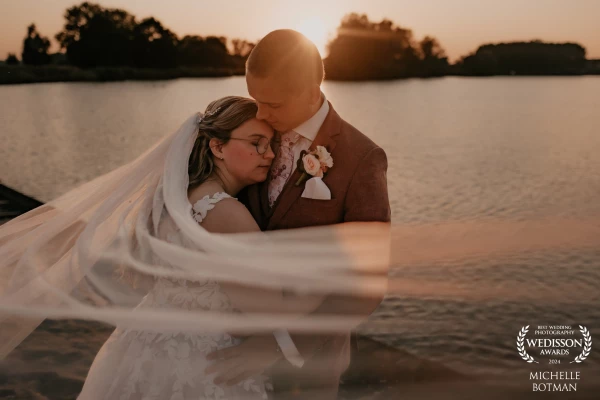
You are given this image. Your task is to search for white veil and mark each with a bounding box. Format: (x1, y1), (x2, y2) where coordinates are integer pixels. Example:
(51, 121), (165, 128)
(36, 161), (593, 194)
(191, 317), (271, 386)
(0, 112), (391, 359)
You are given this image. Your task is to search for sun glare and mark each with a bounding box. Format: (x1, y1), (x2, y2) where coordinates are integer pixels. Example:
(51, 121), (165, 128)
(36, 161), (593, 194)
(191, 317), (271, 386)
(296, 16), (330, 56)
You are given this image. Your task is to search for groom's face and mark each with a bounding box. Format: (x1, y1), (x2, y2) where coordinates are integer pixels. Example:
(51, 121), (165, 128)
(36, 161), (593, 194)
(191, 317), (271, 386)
(246, 72), (317, 132)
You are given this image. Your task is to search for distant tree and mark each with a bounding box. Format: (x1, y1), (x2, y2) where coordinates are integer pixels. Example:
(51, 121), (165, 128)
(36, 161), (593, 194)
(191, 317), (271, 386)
(205, 36), (232, 66)
(132, 17), (178, 68)
(419, 36), (446, 59)
(22, 24), (51, 66)
(229, 39), (255, 69)
(51, 1), (249, 70)
(458, 49), (498, 76)
(177, 35), (232, 68)
(55, 2), (136, 67)
(419, 36), (449, 76)
(457, 41), (587, 76)
(325, 13), (426, 80)
(231, 39), (255, 59)
(6, 53), (20, 65)
(177, 36), (207, 66)
(338, 13), (371, 30)
(49, 52), (68, 65)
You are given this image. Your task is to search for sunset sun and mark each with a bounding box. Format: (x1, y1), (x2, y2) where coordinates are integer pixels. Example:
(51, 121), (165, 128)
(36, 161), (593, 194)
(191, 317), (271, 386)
(296, 16), (330, 56)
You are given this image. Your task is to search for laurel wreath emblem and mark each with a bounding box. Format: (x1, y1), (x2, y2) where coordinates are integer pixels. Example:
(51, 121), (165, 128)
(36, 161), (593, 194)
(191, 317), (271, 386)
(517, 325), (538, 363)
(571, 325), (592, 363)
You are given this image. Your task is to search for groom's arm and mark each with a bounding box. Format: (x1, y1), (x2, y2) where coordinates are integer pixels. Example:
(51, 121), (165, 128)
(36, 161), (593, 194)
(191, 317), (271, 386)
(344, 146), (391, 223)
(285, 146), (391, 360)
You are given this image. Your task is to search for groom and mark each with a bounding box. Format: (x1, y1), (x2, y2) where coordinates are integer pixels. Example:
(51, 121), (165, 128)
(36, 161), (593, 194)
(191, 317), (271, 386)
(207, 30), (390, 398)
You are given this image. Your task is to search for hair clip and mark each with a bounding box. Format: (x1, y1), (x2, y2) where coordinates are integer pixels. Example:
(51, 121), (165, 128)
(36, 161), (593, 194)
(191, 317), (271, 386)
(198, 106), (222, 124)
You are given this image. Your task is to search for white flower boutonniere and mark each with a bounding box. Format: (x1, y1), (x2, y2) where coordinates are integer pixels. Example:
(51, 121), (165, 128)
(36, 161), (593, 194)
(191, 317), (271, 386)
(295, 146), (334, 186)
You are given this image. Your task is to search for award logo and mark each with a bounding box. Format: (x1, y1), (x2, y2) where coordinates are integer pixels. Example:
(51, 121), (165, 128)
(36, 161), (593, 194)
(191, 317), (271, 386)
(517, 325), (592, 392)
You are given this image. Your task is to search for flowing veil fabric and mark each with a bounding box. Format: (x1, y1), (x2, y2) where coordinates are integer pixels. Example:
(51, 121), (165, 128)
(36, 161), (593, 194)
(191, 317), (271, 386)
(0, 113), (391, 360)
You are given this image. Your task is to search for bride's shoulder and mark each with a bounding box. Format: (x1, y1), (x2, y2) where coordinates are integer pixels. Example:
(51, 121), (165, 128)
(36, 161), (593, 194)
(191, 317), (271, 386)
(199, 196), (260, 234)
(188, 184), (259, 234)
(187, 181), (223, 204)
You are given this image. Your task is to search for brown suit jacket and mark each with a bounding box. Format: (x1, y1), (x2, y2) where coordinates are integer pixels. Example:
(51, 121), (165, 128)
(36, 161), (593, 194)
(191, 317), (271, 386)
(239, 102), (391, 398)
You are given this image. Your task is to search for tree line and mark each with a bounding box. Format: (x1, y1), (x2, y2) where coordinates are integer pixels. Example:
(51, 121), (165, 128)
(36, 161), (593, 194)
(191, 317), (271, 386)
(4, 4), (594, 79)
(7, 2), (253, 70)
(324, 13), (590, 79)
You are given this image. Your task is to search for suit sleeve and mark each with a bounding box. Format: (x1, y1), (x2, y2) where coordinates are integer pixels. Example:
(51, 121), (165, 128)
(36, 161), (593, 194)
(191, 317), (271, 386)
(282, 146), (391, 362)
(343, 146), (391, 223)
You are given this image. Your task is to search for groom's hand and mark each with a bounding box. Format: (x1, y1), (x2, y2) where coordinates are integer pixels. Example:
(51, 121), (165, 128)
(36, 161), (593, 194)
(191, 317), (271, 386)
(205, 334), (282, 386)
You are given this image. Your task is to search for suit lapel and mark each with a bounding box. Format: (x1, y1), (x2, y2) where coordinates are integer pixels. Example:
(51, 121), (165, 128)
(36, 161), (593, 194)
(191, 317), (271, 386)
(266, 102), (342, 230)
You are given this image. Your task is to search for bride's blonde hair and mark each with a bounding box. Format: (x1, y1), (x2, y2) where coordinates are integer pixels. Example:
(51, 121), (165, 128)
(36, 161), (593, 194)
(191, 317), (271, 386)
(188, 96), (258, 188)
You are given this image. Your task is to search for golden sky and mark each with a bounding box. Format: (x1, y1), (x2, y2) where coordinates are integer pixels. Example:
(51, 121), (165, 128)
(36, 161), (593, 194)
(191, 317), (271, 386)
(2, 0), (600, 61)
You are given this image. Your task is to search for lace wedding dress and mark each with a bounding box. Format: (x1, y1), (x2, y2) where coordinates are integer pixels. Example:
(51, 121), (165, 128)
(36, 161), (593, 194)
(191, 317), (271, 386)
(78, 192), (269, 400)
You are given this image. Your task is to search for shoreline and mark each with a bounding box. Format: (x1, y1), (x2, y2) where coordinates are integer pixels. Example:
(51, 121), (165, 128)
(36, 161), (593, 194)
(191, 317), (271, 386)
(1, 65), (599, 86)
(0, 65), (245, 85)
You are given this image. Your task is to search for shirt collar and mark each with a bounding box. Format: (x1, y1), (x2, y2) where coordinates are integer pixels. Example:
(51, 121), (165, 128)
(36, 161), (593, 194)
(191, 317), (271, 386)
(292, 92), (329, 142)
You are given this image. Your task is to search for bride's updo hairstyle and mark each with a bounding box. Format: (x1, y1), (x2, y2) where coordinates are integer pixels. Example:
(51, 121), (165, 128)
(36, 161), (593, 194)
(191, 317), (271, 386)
(188, 96), (258, 188)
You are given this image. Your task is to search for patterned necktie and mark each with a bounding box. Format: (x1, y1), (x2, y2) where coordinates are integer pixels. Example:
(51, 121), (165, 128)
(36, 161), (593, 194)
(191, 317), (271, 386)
(268, 131), (300, 207)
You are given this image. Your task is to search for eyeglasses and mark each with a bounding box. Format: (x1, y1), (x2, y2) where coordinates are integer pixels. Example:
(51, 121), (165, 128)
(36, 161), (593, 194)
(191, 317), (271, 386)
(228, 136), (276, 155)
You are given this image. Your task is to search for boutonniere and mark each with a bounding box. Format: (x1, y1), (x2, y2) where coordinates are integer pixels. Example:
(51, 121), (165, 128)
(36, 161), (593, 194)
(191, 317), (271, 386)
(295, 146), (334, 186)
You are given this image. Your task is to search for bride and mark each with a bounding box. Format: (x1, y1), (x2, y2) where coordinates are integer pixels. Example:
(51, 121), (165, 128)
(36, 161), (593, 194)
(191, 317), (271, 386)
(77, 96), (323, 400)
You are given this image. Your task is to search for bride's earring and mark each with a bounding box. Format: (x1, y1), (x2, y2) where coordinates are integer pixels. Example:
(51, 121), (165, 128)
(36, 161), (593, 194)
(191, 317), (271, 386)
(209, 139), (225, 161)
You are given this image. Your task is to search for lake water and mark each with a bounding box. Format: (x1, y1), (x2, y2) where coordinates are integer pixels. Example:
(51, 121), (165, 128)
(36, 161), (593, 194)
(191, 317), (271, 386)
(1, 77), (600, 388)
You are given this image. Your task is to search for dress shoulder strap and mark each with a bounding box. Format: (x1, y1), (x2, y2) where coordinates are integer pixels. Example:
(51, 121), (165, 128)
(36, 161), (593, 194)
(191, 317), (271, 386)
(191, 192), (234, 223)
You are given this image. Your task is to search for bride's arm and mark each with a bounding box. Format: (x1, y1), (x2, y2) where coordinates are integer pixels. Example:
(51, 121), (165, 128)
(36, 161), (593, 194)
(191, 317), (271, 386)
(198, 198), (325, 315)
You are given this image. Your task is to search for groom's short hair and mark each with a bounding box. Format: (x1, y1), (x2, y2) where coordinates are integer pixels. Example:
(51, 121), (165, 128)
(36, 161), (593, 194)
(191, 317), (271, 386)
(246, 29), (324, 89)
